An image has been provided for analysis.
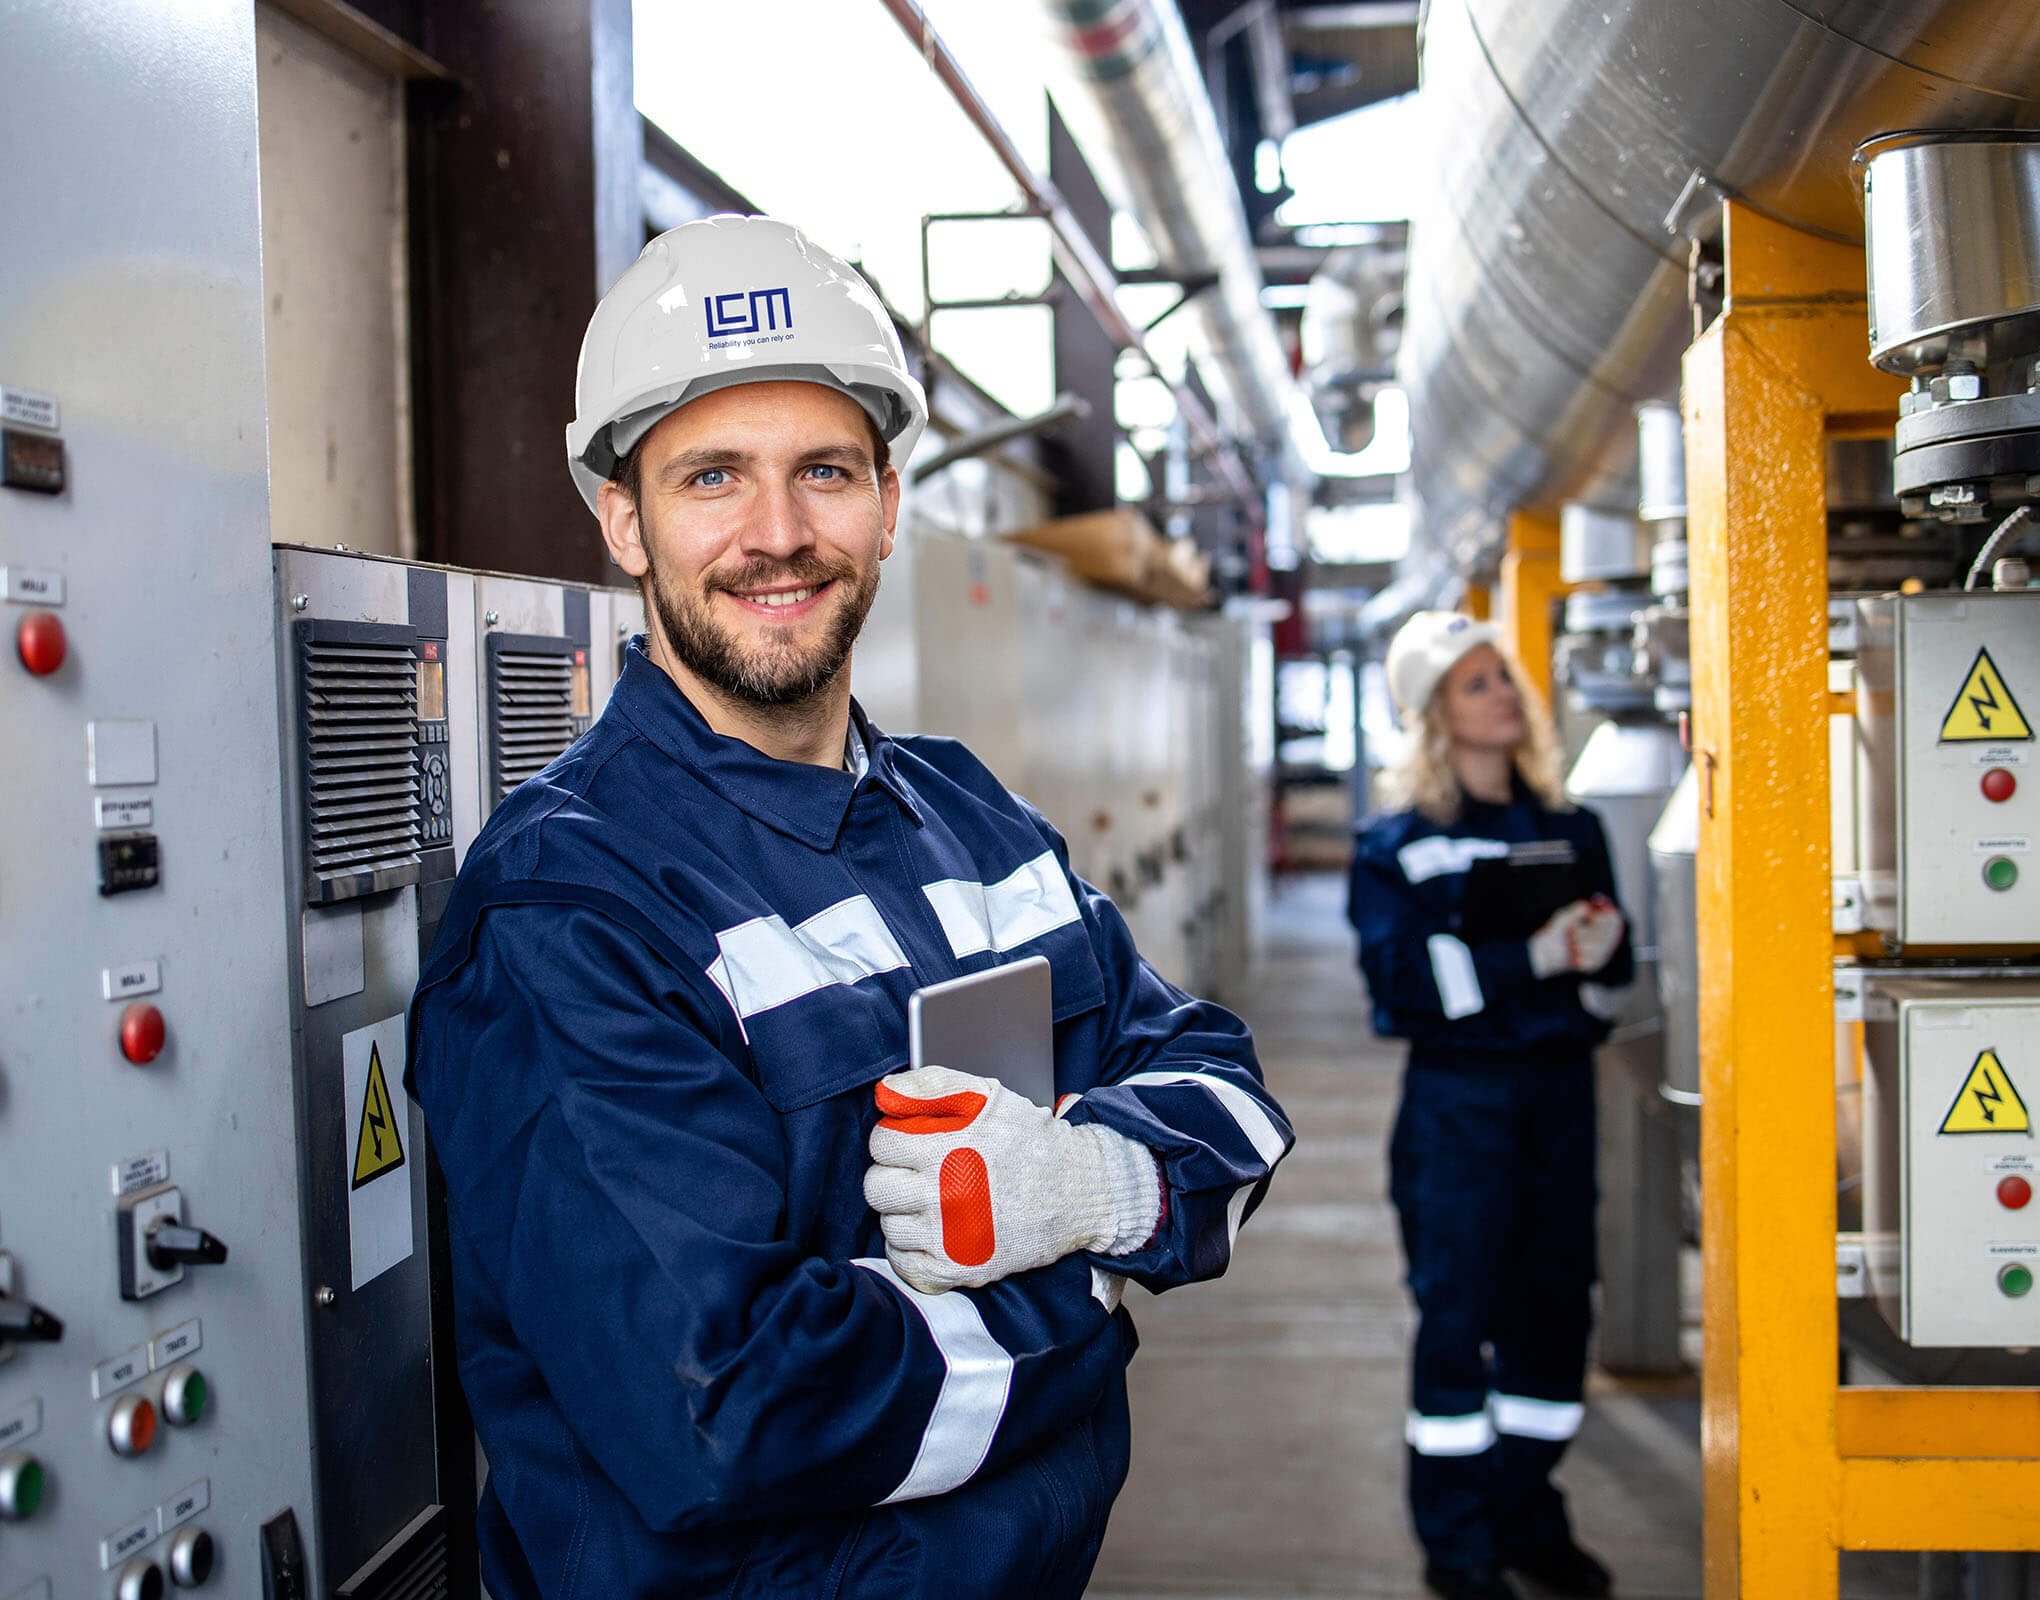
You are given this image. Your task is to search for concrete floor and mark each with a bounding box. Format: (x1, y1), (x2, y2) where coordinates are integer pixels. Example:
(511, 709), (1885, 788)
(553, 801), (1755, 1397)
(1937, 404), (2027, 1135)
(1087, 872), (1916, 1600)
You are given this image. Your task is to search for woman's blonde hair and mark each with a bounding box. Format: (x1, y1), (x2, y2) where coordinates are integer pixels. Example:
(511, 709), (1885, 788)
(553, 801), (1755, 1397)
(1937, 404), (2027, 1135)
(1378, 647), (1570, 824)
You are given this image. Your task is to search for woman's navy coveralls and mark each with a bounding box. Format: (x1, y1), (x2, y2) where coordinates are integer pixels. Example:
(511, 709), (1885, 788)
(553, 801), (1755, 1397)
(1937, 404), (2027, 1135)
(1346, 784), (1632, 1575)
(408, 643), (1291, 1600)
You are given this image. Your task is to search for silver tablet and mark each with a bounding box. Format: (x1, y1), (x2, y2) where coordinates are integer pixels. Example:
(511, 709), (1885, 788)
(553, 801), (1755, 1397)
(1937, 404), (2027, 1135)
(907, 955), (1057, 1108)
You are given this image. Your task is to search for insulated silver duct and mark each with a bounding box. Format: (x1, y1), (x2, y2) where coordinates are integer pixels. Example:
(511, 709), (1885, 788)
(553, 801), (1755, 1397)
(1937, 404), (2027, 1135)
(1401, 0), (2040, 580)
(1046, 0), (1301, 451)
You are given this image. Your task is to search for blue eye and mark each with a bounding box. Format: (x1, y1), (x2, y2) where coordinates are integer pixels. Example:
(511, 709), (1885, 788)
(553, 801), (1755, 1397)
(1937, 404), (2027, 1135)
(807, 464), (842, 481)
(695, 468), (728, 488)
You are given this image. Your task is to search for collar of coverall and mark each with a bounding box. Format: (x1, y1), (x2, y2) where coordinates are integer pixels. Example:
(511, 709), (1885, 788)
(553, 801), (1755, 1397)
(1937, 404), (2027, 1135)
(608, 638), (923, 849)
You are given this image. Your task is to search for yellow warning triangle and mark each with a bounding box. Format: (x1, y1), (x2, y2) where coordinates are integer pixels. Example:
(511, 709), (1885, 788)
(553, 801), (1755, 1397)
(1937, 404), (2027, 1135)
(352, 1041), (408, 1189)
(1939, 1048), (2032, 1135)
(1938, 647), (2034, 743)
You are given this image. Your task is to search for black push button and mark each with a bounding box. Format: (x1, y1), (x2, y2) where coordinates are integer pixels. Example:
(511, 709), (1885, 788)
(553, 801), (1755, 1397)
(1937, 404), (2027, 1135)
(99, 834), (161, 895)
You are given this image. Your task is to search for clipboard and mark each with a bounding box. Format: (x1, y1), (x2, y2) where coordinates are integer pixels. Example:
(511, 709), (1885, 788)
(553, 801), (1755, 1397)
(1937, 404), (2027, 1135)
(1455, 839), (1587, 942)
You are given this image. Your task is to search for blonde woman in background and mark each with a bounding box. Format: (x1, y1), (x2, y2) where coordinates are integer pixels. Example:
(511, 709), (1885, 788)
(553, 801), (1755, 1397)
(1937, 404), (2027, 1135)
(1347, 612), (1632, 1600)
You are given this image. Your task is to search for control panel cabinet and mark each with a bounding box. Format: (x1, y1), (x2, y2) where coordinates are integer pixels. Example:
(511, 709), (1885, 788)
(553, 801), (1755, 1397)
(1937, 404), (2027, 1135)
(271, 547), (482, 1598)
(0, 9), (324, 1597)
(1862, 977), (2040, 1347)
(1856, 591), (2039, 948)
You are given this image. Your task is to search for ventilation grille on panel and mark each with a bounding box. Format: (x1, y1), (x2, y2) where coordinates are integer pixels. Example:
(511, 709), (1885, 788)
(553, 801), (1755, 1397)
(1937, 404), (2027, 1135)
(335, 1504), (449, 1600)
(487, 633), (584, 807)
(296, 621), (423, 905)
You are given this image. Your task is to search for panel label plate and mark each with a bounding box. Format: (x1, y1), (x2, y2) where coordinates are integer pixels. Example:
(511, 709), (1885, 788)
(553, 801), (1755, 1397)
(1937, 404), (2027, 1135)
(344, 1013), (415, 1290)
(95, 795), (154, 831)
(157, 1477), (209, 1533)
(0, 387), (58, 431)
(112, 1149), (170, 1197)
(102, 960), (162, 1001)
(0, 568), (63, 605)
(0, 1396), (42, 1449)
(150, 1318), (201, 1370)
(91, 1344), (149, 1399)
(100, 1513), (156, 1569)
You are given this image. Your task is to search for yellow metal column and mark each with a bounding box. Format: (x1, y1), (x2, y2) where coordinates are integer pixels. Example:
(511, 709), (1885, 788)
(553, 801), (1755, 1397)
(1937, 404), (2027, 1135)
(1684, 201), (1903, 1599)
(1497, 509), (1562, 699)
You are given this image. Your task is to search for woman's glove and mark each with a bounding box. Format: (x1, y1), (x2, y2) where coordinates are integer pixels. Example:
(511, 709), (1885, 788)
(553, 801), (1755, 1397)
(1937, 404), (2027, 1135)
(1527, 895), (1625, 978)
(865, 1066), (1163, 1294)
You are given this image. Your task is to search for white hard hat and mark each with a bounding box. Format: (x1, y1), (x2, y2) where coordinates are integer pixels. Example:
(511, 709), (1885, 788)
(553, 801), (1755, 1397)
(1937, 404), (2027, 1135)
(1385, 610), (1503, 717)
(565, 214), (930, 515)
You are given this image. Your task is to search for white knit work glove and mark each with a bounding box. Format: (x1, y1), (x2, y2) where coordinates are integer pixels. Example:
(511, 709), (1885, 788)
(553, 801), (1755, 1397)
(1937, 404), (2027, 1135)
(1527, 895), (1625, 978)
(864, 1066), (1163, 1295)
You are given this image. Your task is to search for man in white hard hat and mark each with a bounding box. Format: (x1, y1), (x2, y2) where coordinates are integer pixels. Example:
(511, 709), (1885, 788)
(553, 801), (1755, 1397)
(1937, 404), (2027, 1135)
(408, 215), (1291, 1600)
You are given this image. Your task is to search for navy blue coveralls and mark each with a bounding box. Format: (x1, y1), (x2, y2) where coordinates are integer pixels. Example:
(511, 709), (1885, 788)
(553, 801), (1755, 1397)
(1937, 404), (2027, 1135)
(1346, 783), (1631, 1575)
(408, 642), (1291, 1600)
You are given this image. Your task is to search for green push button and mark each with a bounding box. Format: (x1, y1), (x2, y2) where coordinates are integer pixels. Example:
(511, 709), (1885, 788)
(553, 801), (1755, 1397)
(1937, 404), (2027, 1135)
(161, 1363), (207, 1427)
(0, 1450), (44, 1520)
(1984, 856), (2020, 892)
(1999, 1262), (2034, 1298)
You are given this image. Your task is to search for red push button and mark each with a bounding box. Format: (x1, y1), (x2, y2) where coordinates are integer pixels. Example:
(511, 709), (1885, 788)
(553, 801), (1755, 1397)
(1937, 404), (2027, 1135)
(15, 610), (65, 675)
(1999, 1175), (2033, 1210)
(1983, 767), (2018, 803)
(107, 1392), (156, 1458)
(119, 1003), (166, 1065)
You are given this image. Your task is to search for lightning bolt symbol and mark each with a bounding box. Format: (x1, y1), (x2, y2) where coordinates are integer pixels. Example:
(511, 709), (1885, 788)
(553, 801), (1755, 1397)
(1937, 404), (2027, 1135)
(1975, 1070), (2004, 1125)
(1970, 672), (2000, 733)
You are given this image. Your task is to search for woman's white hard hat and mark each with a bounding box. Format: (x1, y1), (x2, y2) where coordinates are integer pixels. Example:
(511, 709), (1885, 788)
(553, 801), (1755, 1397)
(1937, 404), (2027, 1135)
(565, 214), (929, 515)
(1386, 610), (1503, 718)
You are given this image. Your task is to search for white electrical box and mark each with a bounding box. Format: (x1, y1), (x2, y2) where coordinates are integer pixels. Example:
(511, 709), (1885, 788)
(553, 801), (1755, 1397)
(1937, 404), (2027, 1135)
(1856, 591), (2039, 948)
(1862, 977), (2040, 1347)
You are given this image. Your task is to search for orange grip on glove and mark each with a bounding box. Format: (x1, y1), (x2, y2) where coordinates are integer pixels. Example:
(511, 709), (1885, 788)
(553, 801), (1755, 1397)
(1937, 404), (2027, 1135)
(865, 1065), (1163, 1294)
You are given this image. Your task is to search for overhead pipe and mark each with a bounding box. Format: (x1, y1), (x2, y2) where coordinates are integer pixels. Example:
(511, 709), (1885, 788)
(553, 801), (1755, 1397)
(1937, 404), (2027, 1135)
(1043, 0), (1302, 453)
(874, 0), (1260, 512)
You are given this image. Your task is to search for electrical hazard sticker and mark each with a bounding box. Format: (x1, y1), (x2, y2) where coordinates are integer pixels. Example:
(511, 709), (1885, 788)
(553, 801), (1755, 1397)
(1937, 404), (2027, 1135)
(351, 1042), (406, 1189)
(1939, 1047), (2032, 1136)
(1939, 647), (2034, 743)
(342, 1015), (415, 1289)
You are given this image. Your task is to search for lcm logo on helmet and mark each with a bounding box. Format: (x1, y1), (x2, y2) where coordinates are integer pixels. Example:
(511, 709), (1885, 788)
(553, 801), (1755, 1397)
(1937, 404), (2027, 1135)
(706, 286), (794, 342)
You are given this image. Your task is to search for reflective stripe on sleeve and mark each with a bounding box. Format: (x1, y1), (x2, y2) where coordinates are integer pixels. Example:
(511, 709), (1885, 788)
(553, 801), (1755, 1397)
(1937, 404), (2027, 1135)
(1117, 1070), (1289, 1169)
(1405, 1409), (1497, 1456)
(1491, 1394), (1585, 1441)
(921, 851), (1083, 960)
(1426, 933), (1484, 1019)
(854, 1258), (1014, 1503)
(706, 896), (911, 1021)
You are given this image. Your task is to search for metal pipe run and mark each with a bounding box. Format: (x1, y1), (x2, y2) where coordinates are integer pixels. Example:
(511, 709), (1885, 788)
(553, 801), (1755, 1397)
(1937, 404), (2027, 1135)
(873, 0), (1261, 512)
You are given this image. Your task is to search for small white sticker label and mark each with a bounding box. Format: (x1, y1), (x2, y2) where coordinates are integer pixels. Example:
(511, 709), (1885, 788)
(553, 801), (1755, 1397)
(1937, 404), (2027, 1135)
(100, 1514), (156, 1570)
(86, 720), (158, 789)
(150, 1319), (201, 1369)
(0, 568), (63, 606)
(4, 1578), (53, 1600)
(1, 387), (58, 431)
(95, 795), (154, 831)
(1987, 1240), (2040, 1258)
(0, 1396), (42, 1449)
(102, 960), (162, 1001)
(112, 1150), (170, 1197)
(1990, 1153), (2039, 1175)
(92, 1344), (150, 1399)
(157, 1478), (209, 1534)
(1975, 746), (2033, 769)
(1976, 836), (2032, 854)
